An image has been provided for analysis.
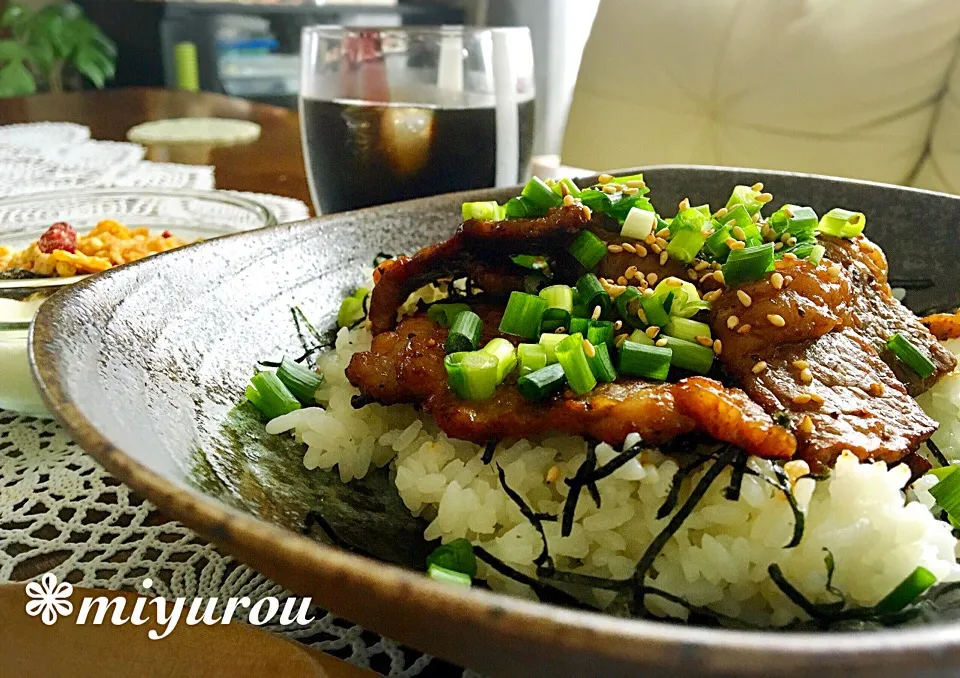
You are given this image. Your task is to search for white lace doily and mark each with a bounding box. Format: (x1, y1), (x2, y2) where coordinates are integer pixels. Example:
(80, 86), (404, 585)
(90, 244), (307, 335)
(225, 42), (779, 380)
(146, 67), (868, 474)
(0, 123), (443, 676)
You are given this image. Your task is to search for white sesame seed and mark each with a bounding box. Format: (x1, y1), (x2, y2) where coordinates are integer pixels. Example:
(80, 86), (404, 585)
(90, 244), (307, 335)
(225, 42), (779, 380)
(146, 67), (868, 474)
(751, 182), (764, 192)
(783, 275), (793, 286)
(737, 323), (752, 334)
(727, 315), (740, 330)
(678, 198), (691, 211)
(583, 339), (596, 357)
(713, 339), (722, 355)
(752, 361), (768, 374)
(714, 270), (726, 285)
(727, 239), (745, 251)
(615, 333), (628, 348)
(868, 382), (885, 397)
(642, 287), (656, 297)
(655, 337), (669, 347)
(647, 272), (658, 285)
(655, 228), (670, 239)
(625, 265), (638, 279)
(695, 335), (713, 347)
(792, 393), (812, 404)
(703, 289), (722, 302)
(799, 415), (814, 433)
(607, 244), (623, 253)
(614, 320), (623, 330)
(771, 272), (784, 290)
(650, 243), (662, 254)
(636, 245), (648, 257)
(545, 465), (561, 484)
(694, 261), (710, 271)
(591, 305), (602, 321)
(732, 225), (747, 241)
(767, 313), (786, 327)
(582, 206), (592, 219)
(737, 290), (752, 307)
(655, 237), (669, 249)
(637, 307), (648, 324)
(799, 368), (813, 384)
(602, 184), (618, 194)
(617, 276), (628, 286)
(792, 360), (809, 370)
(783, 253), (798, 261)
(645, 325), (660, 339)
(688, 269), (699, 280)
(644, 233), (656, 245)
(625, 179), (645, 188)
(756, 192), (773, 203)
(715, 207), (729, 218)
(562, 194), (576, 207)
(623, 187), (640, 195)
(660, 251), (669, 266)
(622, 242), (637, 254)
(828, 264), (842, 280)
(598, 173), (614, 184)
(810, 393), (825, 405)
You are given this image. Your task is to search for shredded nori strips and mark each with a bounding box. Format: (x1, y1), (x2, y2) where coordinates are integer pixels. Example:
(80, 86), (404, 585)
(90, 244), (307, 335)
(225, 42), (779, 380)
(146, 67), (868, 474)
(630, 447), (737, 615)
(928, 439), (950, 468)
(481, 440), (497, 465)
(656, 456), (710, 520)
(724, 451), (749, 501)
(474, 547), (589, 609)
(497, 464), (557, 572)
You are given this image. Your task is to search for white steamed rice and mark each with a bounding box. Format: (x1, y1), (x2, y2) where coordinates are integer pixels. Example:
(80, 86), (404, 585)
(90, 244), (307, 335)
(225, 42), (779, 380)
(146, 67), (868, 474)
(266, 330), (960, 626)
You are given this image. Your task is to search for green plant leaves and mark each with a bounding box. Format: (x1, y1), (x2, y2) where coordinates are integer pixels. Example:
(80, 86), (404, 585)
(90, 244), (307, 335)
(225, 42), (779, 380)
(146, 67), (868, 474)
(0, 1), (116, 96)
(0, 60), (36, 97)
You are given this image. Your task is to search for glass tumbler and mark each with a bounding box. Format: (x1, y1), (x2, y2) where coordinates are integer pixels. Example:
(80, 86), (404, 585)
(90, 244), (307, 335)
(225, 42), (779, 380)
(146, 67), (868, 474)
(299, 25), (535, 213)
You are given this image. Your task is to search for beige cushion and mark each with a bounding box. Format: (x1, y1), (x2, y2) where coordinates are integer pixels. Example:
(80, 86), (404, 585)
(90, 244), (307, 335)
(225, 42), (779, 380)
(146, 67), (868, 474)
(913, 53), (960, 193)
(562, 0), (960, 185)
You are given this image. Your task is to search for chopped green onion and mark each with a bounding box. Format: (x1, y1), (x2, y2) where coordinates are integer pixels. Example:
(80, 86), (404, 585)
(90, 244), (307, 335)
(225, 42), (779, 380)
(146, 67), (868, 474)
(887, 332), (936, 379)
(521, 176), (563, 210)
(725, 185), (764, 215)
(538, 332), (566, 363)
(427, 303), (471, 328)
(575, 273), (611, 315)
(705, 223), (733, 261)
(665, 317), (711, 343)
(587, 320), (615, 348)
(641, 293), (670, 327)
(499, 292), (547, 340)
(628, 329), (655, 346)
(539, 285), (574, 333)
(671, 207), (708, 233)
(659, 336), (715, 374)
(653, 278), (701, 305)
(555, 333), (597, 395)
(569, 317), (591, 335)
(445, 311), (483, 354)
(427, 563), (472, 586)
(808, 244), (826, 266)
(619, 341), (672, 381)
(481, 338), (518, 382)
(770, 204), (818, 240)
(337, 288), (369, 328)
(665, 227), (706, 264)
(427, 538), (477, 577)
(722, 242), (775, 287)
(669, 289), (710, 319)
(931, 467), (960, 528)
(568, 230), (607, 269)
(874, 566), (936, 614)
(276, 357), (323, 405)
(246, 371), (302, 420)
(511, 254), (549, 271)
(444, 351), (499, 400)
(691, 203), (711, 218)
(556, 177), (582, 198)
(461, 201), (505, 221)
(517, 343), (547, 376)
(718, 204), (753, 230)
(612, 173), (644, 184)
(614, 286), (642, 328)
(505, 196), (542, 219)
(621, 207), (657, 241)
(517, 362), (567, 402)
(929, 466), (958, 481)
(587, 342), (617, 382)
(817, 208), (866, 238)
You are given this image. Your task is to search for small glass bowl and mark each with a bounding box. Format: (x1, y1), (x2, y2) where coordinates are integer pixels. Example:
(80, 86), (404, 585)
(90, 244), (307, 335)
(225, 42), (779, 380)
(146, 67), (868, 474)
(0, 188), (277, 417)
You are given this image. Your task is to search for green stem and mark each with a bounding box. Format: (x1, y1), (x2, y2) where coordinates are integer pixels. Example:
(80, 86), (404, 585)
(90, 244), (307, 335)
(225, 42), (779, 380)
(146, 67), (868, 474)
(48, 61), (63, 93)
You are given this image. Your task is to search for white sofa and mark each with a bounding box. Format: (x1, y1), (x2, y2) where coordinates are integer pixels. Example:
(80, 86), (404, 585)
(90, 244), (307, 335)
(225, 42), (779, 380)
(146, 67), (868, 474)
(561, 0), (960, 193)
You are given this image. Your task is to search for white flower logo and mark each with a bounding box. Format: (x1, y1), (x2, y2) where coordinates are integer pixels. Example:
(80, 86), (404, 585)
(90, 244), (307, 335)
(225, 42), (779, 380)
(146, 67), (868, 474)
(25, 573), (73, 625)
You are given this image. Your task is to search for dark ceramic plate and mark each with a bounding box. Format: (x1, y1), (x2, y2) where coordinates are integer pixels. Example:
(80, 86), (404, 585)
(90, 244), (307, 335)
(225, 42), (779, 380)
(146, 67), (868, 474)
(31, 167), (960, 677)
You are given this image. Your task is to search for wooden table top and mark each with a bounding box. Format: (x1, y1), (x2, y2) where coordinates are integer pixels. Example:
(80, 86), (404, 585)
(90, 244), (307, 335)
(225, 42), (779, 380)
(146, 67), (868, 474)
(0, 87), (312, 212)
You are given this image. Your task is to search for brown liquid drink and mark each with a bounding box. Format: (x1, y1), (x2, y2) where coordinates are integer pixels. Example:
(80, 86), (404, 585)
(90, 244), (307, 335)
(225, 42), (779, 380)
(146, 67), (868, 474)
(301, 98), (535, 213)
(299, 26), (537, 214)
